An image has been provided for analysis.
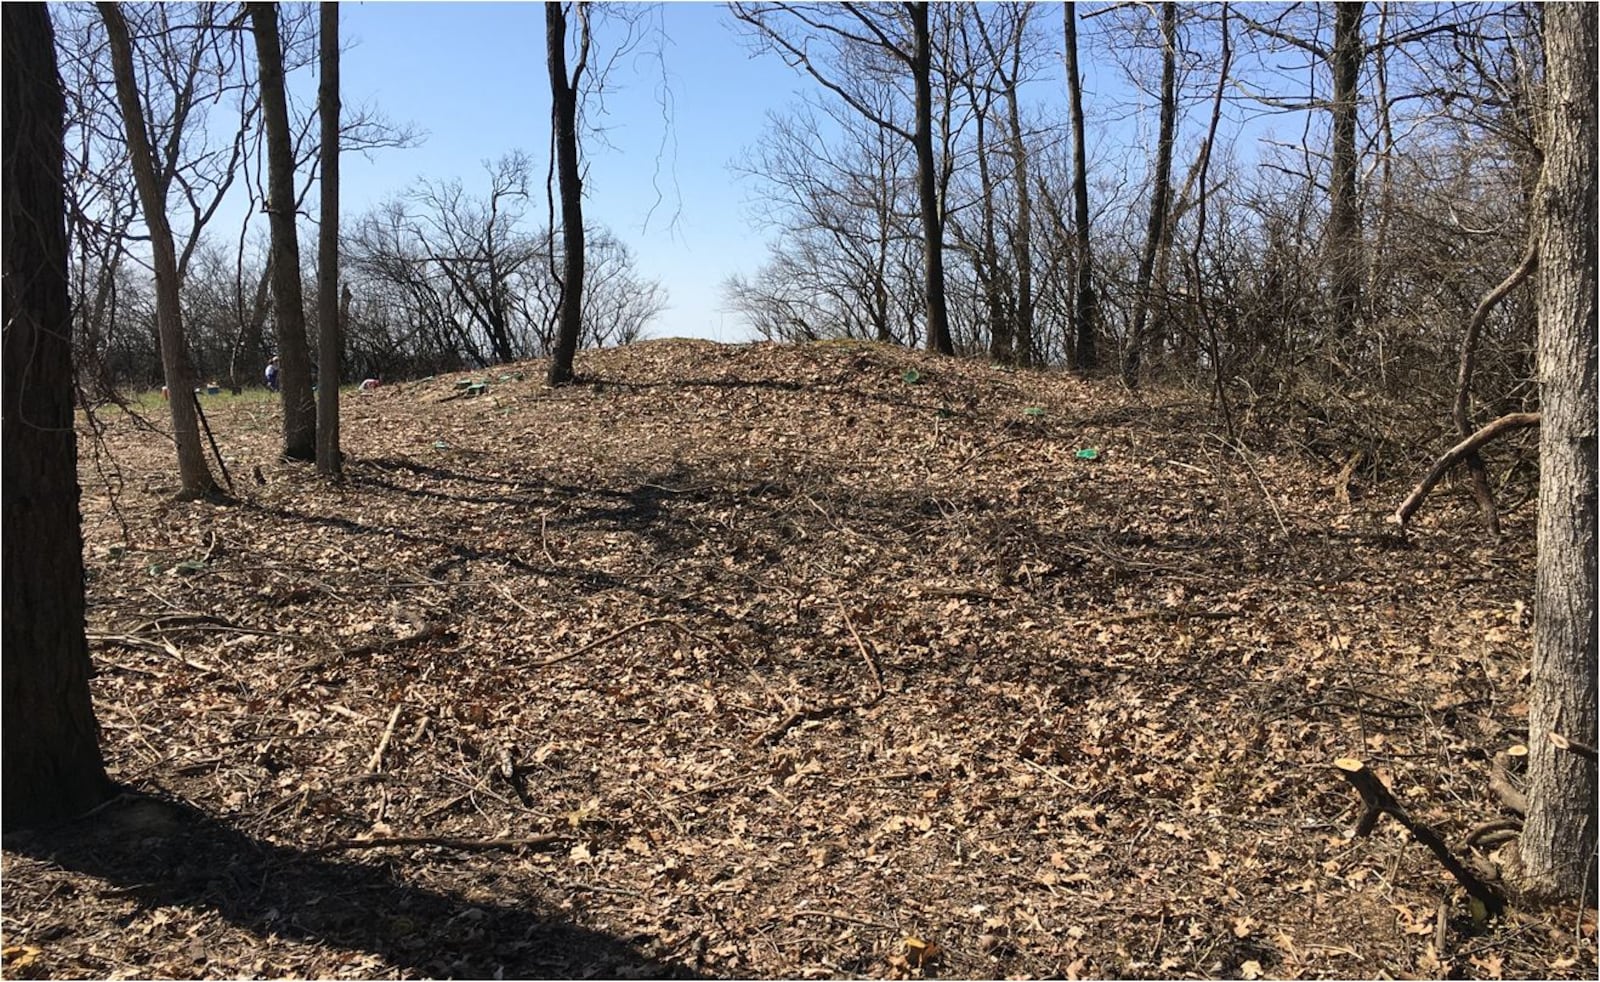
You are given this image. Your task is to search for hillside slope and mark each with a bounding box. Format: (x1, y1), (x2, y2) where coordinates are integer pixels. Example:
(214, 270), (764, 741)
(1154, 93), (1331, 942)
(4, 340), (1585, 979)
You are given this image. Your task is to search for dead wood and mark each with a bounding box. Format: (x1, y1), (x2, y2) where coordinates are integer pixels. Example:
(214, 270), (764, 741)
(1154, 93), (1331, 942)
(306, 832), (567, 856)
(1466, 817), (1524, 850)
(758, 699), (864, 746)
(1333, 757), (1505, 915)
(1548, 730), (1599, 761)
(1452, 240), (1538, 537)
(1490, 745), (1529, 816)
(1102, 606), (1239, 625)
(366, 698), (406, 773)
(1393, 412), (1541, 528)
(538, 616), (738, 668)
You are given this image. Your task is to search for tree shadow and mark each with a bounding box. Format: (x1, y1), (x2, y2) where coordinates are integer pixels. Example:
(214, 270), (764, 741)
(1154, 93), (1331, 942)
(3, 793), (703, 979)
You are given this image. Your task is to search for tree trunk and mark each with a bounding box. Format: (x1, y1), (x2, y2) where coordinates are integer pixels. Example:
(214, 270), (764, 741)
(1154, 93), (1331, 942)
(248, 2), (317, 461)
(911, 2), (953, 356)
(1327, 2), (1364, 346)
(1003, 36), (1034, 368)
(1124, 2), (1177, 388)
(316, 1), (342, 478)
(975, 105), (1011, 364)
(1522, 0), (1598, 903)
(546, 1), (586, 387)
(1065, 2), (1098, 372)
(97, 3), (220, 497)
(2, 3), (115, 830)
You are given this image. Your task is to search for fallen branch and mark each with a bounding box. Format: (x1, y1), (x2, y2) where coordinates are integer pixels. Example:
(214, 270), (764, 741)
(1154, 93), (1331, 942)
(758, 699), (861, 746)
(1102, 606), (1240, 625)
(367, 697), (407, 773)
(839, 603), (886, 700)
(1393, 413), (1541, 528)
(87, 632), (222, 675)
(1333, 757), (1505, 915)
(539, 616), (744, 669)
(308, 832), (566, 856)
(760, 609), (889, 746)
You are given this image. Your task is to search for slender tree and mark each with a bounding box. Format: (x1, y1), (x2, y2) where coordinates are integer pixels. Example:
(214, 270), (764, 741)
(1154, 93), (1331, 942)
(1521, 0), (1598, 902)
(316, 1), (342, 476)
(730, 2), (954, 355)
(546, 0), (589, 387)
(248, 1), (317, 461)
(1124, 2), (1178, 388)
(2, 2), (116, 830)
(96, 2), (221, 497)
(1064, 2), (1099, 371)
(993, 7), (1035, 367)
(909, 1), (953, 355)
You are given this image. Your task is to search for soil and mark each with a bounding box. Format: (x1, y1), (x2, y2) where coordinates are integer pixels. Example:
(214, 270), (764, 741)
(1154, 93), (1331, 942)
(2, 339), (1592, 979)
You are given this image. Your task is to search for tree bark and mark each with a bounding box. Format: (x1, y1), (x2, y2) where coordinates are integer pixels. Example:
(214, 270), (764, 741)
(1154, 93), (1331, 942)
(546, 1), (586, 387)
(316, 1), (342, 477)
(1065, 2), (1098, 372)
(2, 3), (115, 830)
(1124, 2), (1177, 388)
(1522, 0), (1598, 903)
(97, 3), (220, 497)
(1327, 2), (1365, 346)
(910, 2), (953, 356)
(248, 2), (317, 461)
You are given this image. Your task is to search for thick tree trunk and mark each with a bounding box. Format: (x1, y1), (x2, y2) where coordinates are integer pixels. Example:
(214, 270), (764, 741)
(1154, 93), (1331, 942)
(1522, 0), (1598, 903)
(1065, 2), (1098, 371)
(1327, 2), (1365, 346)
(910, 2), (953, 356)
(1124, 2), (1177, 388)
(97, 3), (219, 497)
(2, 3), (115, 830)
(546, 1), (586, 387)
(249, 2), (317, 461)
(316, 1), (342, 478)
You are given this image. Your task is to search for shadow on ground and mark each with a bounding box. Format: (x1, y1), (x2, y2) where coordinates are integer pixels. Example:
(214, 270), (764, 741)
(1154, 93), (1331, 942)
(3, 792), (701, 979)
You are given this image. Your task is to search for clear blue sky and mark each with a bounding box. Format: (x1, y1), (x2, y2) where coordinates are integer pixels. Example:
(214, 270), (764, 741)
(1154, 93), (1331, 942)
(337, 1), (813, 342)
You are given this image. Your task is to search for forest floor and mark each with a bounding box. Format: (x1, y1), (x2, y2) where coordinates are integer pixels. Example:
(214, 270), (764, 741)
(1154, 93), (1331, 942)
(3, 338), (1592, 980)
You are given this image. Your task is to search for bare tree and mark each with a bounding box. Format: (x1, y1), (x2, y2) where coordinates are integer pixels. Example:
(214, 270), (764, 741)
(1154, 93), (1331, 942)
(2, 2), (115, 829)
(546, 1), (589, 387)
(1123, 2), (1178, 388)
(731, 1), (954, 355)
(249, 1), (316, 460)
(1521, 0), (1597, 903)
(96, 2), (220, 497)
(316, 0), (341, 477)
(1064, 1), (1100, 371)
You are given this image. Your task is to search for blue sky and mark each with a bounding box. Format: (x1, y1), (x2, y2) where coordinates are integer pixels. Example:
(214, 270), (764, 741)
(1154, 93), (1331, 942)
(324, 2), (1311, 344)
(337, 1), (815, 342)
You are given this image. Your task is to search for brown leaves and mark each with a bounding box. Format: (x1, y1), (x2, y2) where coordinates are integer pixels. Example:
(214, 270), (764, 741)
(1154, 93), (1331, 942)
(18, 340), (1579, 979)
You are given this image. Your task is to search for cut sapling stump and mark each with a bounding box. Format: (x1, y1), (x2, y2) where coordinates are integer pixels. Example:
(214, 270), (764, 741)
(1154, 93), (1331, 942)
(1333, 757), (1505, 917)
